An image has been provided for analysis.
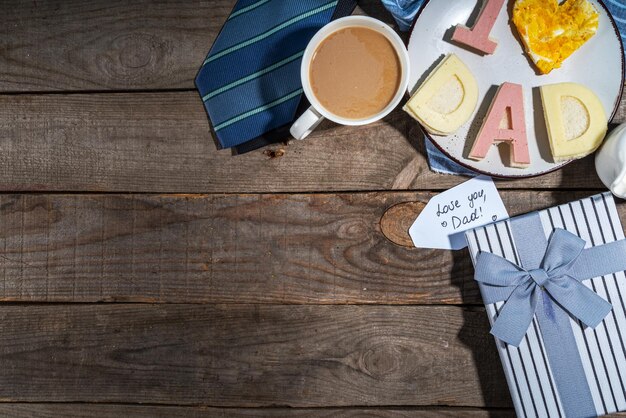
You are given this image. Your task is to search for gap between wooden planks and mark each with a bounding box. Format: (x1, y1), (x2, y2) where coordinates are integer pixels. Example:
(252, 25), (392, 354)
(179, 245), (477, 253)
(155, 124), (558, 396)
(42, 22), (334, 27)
(0, 190), (621, 304)
(0, 404), (518, 417)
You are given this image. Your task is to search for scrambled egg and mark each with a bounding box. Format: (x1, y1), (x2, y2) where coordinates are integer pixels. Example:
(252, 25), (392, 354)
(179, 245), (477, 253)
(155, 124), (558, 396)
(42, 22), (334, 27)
(512, 0), (599, 74)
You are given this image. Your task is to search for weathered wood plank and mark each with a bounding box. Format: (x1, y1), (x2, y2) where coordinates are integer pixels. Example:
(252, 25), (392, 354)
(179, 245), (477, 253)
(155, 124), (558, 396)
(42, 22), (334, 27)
(0, 0), (393, 92)
(1, 93), (624, 193)
(0, 0), (230, 92)
(0, 405), (517, 417)
(0, 304), (508, 407)
(0, 191), (622, 304)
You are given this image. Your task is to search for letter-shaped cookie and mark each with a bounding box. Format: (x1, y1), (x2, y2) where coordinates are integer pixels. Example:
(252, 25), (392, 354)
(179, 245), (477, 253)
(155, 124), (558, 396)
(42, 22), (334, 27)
(469, 82), (530, 167)
(541, 82), (607, 161)
(403, 54), (478, 135)
(452, 0), (505, 55)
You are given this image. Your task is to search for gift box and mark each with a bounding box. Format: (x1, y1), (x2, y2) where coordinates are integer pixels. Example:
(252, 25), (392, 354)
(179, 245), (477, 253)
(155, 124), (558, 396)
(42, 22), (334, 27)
(466, 192), (626, 418)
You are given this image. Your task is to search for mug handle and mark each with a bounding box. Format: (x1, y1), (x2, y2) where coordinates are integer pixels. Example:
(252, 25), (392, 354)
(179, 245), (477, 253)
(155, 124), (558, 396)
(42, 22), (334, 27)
(290, 106), (324, 140)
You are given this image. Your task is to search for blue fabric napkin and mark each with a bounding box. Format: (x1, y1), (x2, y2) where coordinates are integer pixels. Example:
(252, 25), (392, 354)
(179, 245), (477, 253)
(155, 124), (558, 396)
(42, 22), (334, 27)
(382, 0), (626, 176)
(379, 0), (424, 31)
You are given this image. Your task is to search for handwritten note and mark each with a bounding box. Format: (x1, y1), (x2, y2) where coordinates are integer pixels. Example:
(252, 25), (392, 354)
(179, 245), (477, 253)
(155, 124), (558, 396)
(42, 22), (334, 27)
(409, 176), (509, 250)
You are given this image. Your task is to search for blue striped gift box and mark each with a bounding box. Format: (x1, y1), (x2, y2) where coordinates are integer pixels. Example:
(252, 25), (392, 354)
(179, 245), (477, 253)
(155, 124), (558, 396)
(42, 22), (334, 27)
(466, 193), (626, 418)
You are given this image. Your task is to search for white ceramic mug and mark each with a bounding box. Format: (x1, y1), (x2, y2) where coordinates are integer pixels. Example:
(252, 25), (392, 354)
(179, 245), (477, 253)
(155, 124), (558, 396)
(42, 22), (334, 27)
(596, 123), (626, 199)
(289, 16), (410, 140)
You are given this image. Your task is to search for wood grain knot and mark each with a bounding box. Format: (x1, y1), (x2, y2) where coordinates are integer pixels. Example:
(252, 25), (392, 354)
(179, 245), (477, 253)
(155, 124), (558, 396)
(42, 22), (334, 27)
(379, 201), (425, 247)
(359, 342), (416, 381)
(337, 219), (369, 239)
(101, 33), (162, 82)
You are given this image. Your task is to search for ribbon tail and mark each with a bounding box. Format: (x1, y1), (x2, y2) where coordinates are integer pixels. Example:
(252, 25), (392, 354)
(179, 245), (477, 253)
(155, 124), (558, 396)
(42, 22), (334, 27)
(490, 283), (538, 347)
(545, 277), (613, 329)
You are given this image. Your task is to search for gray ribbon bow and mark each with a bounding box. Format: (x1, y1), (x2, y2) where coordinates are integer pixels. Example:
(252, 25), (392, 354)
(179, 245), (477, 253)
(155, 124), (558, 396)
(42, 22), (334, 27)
(475, 228), (614, 346)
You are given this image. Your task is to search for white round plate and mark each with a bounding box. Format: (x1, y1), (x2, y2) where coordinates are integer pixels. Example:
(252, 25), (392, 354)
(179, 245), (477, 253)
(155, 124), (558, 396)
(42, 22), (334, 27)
(407, 0), (624, 178)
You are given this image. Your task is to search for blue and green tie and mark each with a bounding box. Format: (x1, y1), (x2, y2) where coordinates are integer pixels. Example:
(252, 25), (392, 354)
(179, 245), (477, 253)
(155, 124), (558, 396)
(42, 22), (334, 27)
(196, 0), (356, 150)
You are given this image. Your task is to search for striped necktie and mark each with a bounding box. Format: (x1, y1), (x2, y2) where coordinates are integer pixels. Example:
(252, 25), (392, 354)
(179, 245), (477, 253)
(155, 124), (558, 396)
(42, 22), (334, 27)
(196, 0), (353, 150)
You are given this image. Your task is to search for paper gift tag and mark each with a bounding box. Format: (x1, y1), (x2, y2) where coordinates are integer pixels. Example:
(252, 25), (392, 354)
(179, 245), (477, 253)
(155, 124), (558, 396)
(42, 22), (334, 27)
(409, 175), (509, 250)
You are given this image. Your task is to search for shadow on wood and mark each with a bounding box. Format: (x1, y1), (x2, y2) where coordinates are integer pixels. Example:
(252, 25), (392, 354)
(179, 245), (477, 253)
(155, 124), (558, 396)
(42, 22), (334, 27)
(452, 248), (513, 411)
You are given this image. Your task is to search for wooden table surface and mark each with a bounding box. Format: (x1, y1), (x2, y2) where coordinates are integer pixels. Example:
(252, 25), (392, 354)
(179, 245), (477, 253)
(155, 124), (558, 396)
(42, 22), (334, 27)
(1, 0), (625, 416)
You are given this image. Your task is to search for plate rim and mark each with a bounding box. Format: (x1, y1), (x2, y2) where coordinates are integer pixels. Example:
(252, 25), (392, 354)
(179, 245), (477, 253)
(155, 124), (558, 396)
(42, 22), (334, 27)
(406, 0), (626, 179)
